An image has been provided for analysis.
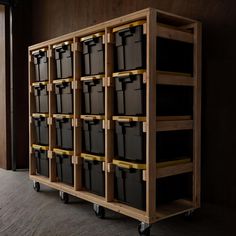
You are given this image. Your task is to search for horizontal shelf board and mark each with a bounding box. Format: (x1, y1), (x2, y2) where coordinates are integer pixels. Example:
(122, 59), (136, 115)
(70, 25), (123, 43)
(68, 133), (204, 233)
(156, 119), (193, 131)
(156, 115), (191, 121)
(156, 199), (194, 221)
(157, 23), (194, 43)
(29, 174), (149, 223)
(157, 71), (194, 86)
(156, 162), (193, 179)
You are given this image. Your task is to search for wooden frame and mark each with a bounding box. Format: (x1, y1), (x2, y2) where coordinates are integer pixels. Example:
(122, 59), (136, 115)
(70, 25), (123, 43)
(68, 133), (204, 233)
(28, 8), (201, 225)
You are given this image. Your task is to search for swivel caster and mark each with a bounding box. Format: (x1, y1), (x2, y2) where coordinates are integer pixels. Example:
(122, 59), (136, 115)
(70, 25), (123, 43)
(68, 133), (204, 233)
(59, 191), (69, 204)
(138, 222), (151, 236)
(33, 181), (40, 192)
(93, 204), (105, 219)
(184, 210), (194, 220)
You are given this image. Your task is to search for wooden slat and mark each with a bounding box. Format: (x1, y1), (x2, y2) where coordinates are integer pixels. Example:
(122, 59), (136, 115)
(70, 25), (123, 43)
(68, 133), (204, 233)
(146, 8), (157, 222)
(157, 23), (194, 43)
(193, 22), (202, 209)
(105, 28), (114, 202)
(156, 120), (193, 132)
(157, 71), (194, 86)
(157, 162), (193, 179)
(156, 199), (194, 220)
(73, 38), (82, 191)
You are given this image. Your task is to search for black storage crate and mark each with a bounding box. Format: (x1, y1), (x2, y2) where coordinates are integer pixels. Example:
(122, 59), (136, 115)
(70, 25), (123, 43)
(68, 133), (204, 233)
(55, 116), (73, 150)
(82, 119), (105, 155)
(54, 42), (73, 79)
(33, 145), (49, 177)
(156, 85), (193, 116)
(81, 34), (105, 76)
(114, 163), (146, 210)
(82, 79), (104, 115)
(33, 115), (49, 146)
(33, 83), (48, 113)
(157, 37), (193, 74)
(55, 150), (74, 185)
(114, 72), (146, 115)
(114, 21), (146, 71)
(54, 80), (73, 114)
(82, 156), (105, 196)
(32, 49), (48, 82)
(157, 130), (193, 162)
(115, 120), (146, 162)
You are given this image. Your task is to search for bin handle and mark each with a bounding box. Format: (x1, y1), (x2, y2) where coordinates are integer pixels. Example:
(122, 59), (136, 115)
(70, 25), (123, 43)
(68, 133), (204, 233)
(116, 117), (133, 122)
(113, 71), (132, 77)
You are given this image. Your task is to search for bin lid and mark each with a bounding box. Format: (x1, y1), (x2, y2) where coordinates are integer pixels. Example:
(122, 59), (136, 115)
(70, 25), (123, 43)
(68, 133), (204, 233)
(32, 81), (48, 87)
(31, 47), (47, 55)
(112, 116), (146, 122)
(53, 114), (73, 119)
(112, 69), (146, 78)
(52, 40), (73, 49)
(81, 153), (105, 162)
(80, 32), (105, 42)
(32, 144), (49, 151)
(52, 78), (73, 84)
(81, 115), (105, 121)
(112, 20), (146, 33)
(32, 113), (49, 118)
(53, 148), (74, 156)
(113, 159), (146, 170)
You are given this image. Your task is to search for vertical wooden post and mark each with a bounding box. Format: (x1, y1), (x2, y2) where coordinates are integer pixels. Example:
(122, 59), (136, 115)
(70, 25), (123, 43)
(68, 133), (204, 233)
(105, 28), (114, 202)
(193, 22), (202, 208)
(73, 38), (82, 191)
(48, 46), (57, 182)
(146, 9), (157, 221)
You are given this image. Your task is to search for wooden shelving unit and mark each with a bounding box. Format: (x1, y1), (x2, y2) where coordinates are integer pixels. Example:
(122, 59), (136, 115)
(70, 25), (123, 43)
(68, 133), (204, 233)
(28, 8), (201, 235)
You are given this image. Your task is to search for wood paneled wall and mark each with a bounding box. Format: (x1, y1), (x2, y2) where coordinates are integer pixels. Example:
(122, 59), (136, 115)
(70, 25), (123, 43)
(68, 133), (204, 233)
(0, 5), (10, 169)
(28, 0), (236, 207)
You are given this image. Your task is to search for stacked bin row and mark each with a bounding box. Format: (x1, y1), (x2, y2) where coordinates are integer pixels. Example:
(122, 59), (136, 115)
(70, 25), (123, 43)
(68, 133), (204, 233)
(80, 32), (105, 195)
(112, 21), (193, 209)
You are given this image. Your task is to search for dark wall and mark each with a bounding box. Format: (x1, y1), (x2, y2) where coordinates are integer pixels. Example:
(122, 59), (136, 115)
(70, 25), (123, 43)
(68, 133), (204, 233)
(28, 0), (236, 207)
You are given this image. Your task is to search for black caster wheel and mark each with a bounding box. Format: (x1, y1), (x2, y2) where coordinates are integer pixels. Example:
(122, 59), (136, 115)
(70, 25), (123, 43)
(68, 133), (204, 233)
(138, 222), (151, 236)
(93, 204), (105, 219)
(59, 191), (69, 204)
(184, 210), (194, 220)
(33, 181), (40, 192)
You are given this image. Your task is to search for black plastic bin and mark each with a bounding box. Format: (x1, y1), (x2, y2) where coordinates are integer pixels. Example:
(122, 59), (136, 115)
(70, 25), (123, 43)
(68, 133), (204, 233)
(54, 115), (73, 150)
(54, 79), (73, 114)
(82, 78), (104, 115)
(32, 145), (49, 177)
(82, 117), (105, 155)
(114, 119), (146, 162)
(33, 82), (49, 113)
(82, 154), (105, 196)
(54, 149), (74, 185)
(33, 114), (49, 146)
(81, 33), (105, 76)
(114, 160), (146, 210)
(156, 85), (193, 116)
(54, 42), (73, 79)
(113, 71), (146, 116)
(157, 37), (193, 74)
(113, 21), (146, 72)
(32, 48), (48, 82)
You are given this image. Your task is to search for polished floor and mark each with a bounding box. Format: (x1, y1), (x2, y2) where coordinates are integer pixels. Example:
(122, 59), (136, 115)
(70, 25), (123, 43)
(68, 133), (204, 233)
(0, 169), (234, 236)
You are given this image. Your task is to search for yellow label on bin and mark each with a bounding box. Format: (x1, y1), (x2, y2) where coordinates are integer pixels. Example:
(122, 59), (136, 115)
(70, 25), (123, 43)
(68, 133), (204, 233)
(53, 148), (73, 156)
(81, 153), (105, 162)
(32, 144), (49, 151)
(80, 32), (105, 42)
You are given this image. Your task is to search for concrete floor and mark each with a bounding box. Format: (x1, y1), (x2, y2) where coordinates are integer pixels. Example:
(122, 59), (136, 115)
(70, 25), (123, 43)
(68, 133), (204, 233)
(0, 169), (235, 236)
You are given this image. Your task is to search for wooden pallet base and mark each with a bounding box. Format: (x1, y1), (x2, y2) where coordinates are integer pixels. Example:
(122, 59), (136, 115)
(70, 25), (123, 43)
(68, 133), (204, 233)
(30, 174), (195, 224)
